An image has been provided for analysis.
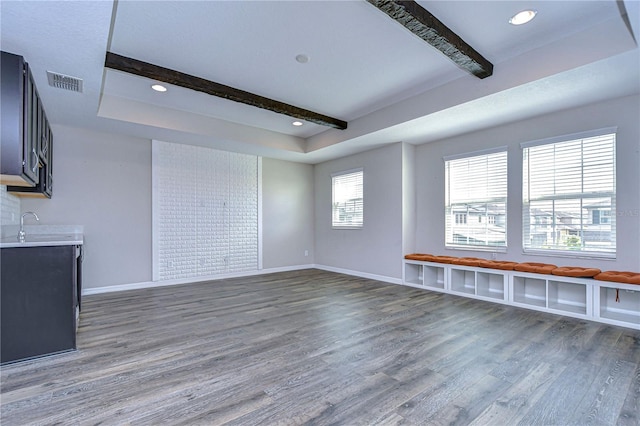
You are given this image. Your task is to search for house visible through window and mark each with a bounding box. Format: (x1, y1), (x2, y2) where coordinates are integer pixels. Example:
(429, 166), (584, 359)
(445, 149), (507, 249)
(332, 168), (363, 228)
(455, 213), (467, 224)
(522, 130), (616, 257)
(592, 209), (611, 225)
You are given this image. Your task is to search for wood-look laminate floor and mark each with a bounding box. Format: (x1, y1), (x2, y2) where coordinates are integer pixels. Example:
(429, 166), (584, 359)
(1, 269), (639, 425)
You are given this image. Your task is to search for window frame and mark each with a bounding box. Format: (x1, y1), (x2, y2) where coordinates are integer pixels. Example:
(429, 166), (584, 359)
(444, 148), (508, 252)
(521, 128), (616, 259)
(331, 168), (364, 230)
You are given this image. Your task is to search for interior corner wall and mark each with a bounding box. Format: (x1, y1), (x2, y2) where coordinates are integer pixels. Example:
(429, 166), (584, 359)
(415, 94), (640, 271)
(314, 143), (404, 280)
(261, 157), (315, 268)
(21, 125), (153, 290)
(402, 142), (417, 256)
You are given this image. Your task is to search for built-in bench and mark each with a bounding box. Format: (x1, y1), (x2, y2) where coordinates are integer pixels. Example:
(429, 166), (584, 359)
(403, 254), (640, 330)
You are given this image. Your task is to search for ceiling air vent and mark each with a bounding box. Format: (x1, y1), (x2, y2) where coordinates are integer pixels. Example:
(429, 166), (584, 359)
(47, 71), (83, 93)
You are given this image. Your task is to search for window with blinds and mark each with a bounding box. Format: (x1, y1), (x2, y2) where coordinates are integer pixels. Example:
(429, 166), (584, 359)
(522, 130), (616, 257)
(445, 150), (507, 249)
(332, 168), (363, 228)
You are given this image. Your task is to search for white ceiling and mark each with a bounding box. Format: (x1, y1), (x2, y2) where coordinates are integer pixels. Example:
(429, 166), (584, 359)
(1, 0), (639, 164)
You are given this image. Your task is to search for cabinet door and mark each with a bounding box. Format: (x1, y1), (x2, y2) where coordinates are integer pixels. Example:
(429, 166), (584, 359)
(1, 246), (76, 364)
(39, 106), (50, 165)
(22, 67), (39, 184)
(44, 125), (53, 197)
(7, 80), (53, 198)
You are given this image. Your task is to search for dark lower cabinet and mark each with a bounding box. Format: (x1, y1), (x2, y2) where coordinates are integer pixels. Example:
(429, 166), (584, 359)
(1, 245), (81, 364)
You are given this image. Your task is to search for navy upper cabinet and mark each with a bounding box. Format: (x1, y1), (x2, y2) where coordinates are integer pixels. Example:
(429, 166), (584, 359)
(1, 51), (53, 198)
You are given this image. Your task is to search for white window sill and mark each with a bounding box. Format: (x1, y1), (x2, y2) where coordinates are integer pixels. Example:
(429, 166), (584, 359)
(445, 245), (508, 253)
(522, 249), (616, 261)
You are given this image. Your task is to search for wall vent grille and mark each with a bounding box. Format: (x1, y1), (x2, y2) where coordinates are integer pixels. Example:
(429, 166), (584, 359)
(46, 71), (83, 93)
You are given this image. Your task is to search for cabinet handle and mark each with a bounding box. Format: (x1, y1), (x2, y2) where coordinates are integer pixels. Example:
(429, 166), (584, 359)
(31, 148), (38, 173)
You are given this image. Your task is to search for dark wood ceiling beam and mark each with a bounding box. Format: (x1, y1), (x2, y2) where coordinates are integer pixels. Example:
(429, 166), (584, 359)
(367, 0), (493, 79)
(105, 52), (347, 130)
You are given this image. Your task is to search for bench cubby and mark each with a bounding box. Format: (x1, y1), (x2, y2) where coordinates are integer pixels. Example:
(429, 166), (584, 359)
(548, 279), (589, 316)
(424, 263), (446, 290)
(449, 266), (508, 302)
(403, 261), (423, 286)
(403, 261), (446, 291)
(477, 271), (507, 300)
(596, 282), (640, 327)
(450, 267), (475, 295)
(512, 275), (546, 308)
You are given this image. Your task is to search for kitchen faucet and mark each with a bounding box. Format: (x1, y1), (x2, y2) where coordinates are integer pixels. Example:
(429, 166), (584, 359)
(18, 211), (39, 241)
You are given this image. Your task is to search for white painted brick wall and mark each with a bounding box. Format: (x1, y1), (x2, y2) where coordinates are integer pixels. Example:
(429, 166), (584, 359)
(153, 141), (258, 281)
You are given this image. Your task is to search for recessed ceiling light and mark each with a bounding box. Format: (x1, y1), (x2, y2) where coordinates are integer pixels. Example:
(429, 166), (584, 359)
(292, 121), (304, 126)
(295, 54), (310, 64)
(151, 84), (167, 92)
(509, 10), (537, 25)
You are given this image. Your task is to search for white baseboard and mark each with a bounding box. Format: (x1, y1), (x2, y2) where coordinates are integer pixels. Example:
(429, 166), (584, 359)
(313, 264), (403, 285)
(259, 264), (316, 275)
(83, 264), (315, 295)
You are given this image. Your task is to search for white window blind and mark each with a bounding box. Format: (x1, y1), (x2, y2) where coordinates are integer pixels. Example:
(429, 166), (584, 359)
(332, 169), (363, 228)
(522, 132), (616, 257)
(445, 150), (507, 249)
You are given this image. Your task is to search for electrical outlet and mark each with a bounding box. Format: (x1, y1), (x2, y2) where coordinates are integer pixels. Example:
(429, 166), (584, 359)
(304, 250), (309, 257)
(491, 252), (497, 260)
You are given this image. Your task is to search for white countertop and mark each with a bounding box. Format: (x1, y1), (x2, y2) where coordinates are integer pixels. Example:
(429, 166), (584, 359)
(0, 225), (84, 248)
(1, 234), (84, 248)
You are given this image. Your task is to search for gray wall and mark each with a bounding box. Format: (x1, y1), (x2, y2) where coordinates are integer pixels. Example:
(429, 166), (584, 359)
(414, 94), (640, 271)
(22, 125), (153, 289)
(261, 158), (315, 268)
(17, 94), (640, 290)
(21, 126), (316, 290)
(314, 143), (405, 280)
